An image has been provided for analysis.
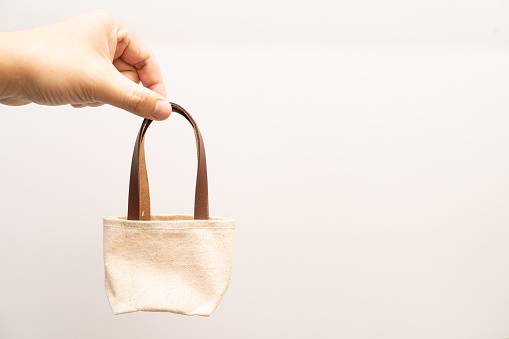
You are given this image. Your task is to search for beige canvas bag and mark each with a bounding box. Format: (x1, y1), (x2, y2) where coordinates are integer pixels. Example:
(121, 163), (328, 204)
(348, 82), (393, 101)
(103, 103), (235, 316)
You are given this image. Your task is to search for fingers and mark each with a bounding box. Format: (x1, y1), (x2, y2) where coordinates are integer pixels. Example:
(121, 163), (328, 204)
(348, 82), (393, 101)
(114, 25), (168, 100)
(96, 66), (171, 120)
(107, 23), (170, 119)
(113, 58), (139, 83)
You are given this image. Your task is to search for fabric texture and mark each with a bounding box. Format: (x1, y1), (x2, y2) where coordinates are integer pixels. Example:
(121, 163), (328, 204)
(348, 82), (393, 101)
(103, 214), (235, 316)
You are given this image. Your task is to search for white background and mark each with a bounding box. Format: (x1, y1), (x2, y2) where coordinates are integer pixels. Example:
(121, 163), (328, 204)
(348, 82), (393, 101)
(1, 1), (509, 338)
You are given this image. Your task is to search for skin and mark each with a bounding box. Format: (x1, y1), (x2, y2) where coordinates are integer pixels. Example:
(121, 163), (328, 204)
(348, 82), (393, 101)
(0, 10), (172, 120)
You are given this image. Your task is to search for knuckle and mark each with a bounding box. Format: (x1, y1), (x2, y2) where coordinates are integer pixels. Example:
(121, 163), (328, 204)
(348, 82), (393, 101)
(134, 55), (152, 70)
(94, 9), (113, 19)
(91, 9), (119, 28)
(128, 86), (149, 115)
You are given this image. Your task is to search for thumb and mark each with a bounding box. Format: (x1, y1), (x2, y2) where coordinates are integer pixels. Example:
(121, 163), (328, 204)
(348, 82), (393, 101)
(99, 69), (172, 120)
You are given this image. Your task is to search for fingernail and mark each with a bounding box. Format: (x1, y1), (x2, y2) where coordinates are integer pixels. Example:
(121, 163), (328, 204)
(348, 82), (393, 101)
(152, 100), (172, 120)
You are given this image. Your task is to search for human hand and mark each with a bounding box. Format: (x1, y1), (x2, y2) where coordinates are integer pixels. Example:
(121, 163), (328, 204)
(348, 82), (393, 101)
(0, 10), (171, 120)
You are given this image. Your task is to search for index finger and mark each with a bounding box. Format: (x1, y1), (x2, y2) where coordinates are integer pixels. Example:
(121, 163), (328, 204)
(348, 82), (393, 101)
(113, 25), (168, 99)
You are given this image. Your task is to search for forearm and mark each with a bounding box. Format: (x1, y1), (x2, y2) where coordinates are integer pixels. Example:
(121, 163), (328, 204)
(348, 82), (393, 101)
(0, 31), (28, 102)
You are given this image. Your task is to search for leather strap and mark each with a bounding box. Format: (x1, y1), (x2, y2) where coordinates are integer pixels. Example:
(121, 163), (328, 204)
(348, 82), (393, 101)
(127, 102), (209, 221)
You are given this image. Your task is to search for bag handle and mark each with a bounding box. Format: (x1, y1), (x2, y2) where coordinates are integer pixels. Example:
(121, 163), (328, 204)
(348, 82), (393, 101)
(127, 102), (209, 221)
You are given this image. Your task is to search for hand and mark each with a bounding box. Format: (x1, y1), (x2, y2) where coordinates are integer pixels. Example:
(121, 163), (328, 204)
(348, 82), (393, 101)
(0, 10), (172, 120)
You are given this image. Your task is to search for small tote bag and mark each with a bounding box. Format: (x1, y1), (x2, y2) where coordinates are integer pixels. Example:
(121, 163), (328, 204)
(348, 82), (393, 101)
(103, 103), (235, 316)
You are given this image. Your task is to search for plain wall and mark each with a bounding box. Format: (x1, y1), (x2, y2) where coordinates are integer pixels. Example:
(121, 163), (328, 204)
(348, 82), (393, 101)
(1, 1), (509, 338)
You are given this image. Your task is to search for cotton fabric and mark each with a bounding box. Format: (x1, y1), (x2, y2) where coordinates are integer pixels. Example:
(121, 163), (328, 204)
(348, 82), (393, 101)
(103, 214), (235, 316)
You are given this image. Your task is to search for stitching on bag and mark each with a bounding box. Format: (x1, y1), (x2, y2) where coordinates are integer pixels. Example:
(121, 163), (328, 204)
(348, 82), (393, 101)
(103, 225), (235, 230)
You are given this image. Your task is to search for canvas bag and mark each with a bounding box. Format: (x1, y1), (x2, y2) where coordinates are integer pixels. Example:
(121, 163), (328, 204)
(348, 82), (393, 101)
(103, 102), (235, 316)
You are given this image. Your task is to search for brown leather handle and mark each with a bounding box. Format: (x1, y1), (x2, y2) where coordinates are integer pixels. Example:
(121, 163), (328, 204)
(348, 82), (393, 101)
(127, 102), (209, 221)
